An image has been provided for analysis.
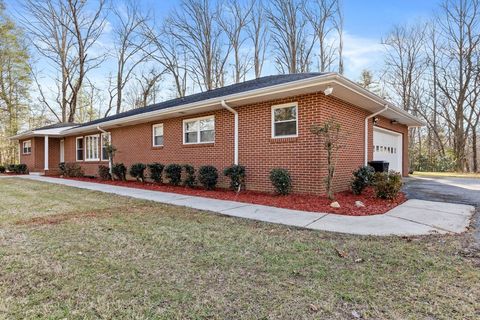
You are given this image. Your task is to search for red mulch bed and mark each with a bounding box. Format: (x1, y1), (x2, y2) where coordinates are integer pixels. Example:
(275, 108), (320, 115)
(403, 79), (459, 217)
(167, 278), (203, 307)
(53, 176), (406, 216)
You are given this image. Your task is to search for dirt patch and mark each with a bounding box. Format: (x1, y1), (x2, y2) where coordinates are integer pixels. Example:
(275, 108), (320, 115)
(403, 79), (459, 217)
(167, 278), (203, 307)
(54, 176), (406, 216)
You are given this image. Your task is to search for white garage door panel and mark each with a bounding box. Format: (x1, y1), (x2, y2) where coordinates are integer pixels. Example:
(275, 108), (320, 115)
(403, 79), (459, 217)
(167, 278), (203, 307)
(373, 128), (403, 174)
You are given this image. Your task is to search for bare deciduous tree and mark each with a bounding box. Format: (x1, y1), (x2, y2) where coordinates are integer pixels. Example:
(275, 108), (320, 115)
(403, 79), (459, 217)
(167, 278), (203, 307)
(167, 0), (229, 91)
(268, 0), (316, 73)
(302, 0), (338, 72)
(219, 0), (254, 83)
(248, 0), (268, 78)
(19, 0), (106, 123)
(143, 22), (188, 98)
(435, 0), (480, 171)
(106, 0), (151, 116)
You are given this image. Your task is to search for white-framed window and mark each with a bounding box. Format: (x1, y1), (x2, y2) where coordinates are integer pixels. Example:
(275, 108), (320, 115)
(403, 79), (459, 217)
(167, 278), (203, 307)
(183, 115), (215, 144)
(152, 124), (164, 147)
(85, 134), (100, 161)
(22, 140), (31, 154)
(76, 137), (84, 161)
(272, 102), (298, 138)
(101, 132), (111, 161)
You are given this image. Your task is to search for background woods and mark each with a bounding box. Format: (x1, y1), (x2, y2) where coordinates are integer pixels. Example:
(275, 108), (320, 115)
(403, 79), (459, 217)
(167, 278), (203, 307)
(0, 0), (478, 172)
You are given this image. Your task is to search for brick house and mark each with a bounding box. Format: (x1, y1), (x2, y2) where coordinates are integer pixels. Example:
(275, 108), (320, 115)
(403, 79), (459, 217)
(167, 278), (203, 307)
(12, 73), (423, 194)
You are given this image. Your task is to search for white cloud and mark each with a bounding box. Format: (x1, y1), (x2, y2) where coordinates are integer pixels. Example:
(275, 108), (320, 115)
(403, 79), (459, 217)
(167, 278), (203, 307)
(342, 31), (386, 80)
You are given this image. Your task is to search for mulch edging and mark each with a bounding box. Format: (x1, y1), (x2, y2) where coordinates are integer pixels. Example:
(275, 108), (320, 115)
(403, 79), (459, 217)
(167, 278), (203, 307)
(50, 176), (406, 216)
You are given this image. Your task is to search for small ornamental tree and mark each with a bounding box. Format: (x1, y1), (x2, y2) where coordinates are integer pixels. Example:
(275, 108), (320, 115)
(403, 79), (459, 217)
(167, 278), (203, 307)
(311, 118), (347, 200)
(104, 143), (117, 181)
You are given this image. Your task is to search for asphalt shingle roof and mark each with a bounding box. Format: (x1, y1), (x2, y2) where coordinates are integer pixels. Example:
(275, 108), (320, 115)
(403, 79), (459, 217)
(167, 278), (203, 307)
(34, 122), (78, 131)
(77, 73), (328, 128)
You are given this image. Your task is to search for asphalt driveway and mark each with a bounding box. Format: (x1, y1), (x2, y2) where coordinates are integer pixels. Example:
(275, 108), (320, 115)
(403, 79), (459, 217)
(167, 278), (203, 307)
(403, 176), (480, 243)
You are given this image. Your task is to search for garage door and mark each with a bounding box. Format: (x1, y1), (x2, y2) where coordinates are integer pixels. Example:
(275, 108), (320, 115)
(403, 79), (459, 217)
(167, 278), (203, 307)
(373, 127), (403, 174)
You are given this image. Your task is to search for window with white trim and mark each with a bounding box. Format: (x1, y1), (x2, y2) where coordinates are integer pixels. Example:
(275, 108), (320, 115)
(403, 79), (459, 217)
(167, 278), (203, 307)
(183, 116), (215, 144)
(22, 140), (31, 154)
(101, 132), (111, 161)
(152, 124), (164, 147)
(76, 137), (84, 161)
(272, 103), (298, 138)
(85, 135), (100, 161)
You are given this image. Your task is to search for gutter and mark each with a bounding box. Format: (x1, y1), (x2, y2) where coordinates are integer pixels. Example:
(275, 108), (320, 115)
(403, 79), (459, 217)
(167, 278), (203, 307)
(365, 105), (388, 166)
(221, 100), (239, 165)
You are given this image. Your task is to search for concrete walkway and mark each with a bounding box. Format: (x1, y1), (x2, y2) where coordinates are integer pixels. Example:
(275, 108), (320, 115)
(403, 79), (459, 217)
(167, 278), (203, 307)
(11, 175), (475, 236)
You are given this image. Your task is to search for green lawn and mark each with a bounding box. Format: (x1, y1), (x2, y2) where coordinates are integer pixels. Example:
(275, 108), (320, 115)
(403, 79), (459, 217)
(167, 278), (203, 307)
(0, 178), (479, 319)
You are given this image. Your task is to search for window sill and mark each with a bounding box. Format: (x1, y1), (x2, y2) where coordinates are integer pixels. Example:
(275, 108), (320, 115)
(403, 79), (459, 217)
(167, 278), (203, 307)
(182, 143), (215, 148)
(270, 137), (298, 143)
(152, 146), (164, 150)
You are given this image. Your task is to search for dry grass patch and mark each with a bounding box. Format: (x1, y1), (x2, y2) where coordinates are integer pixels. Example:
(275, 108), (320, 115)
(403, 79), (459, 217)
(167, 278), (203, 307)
(0, 178), (479, 319)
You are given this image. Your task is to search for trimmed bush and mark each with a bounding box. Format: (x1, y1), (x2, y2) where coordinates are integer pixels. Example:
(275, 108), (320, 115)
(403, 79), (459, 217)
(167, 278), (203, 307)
(148, 163), (165, 183)
(0, 165), (5, 173)
(224, 164), (246, 191)
(373, 171), (403, 199)
(129, 163), (147, 182)
(6, 164), (15, 172)
(350, 165), (375, 195)
(14, 164), (28, 174)
(98, 165), (111, 180)
(165, 164), (182, 185)
(63, 162), (84, 177)
(269, 168), (292, 195)
(59, 162), (66, 175)
(183, 164), (196, 187)
(198, 165), (218, 190)
(112, 163), (127, 181)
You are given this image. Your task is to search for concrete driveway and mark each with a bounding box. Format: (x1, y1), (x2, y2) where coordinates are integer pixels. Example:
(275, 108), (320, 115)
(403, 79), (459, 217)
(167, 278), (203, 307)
(403, 176), (480, 242)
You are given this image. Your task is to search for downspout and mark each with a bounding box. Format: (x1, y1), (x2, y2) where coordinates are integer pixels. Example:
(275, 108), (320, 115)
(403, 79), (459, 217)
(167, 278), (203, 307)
(97, 126), (112, 174)
(365, 105), (389, 166)
(221, 100), (239, 165)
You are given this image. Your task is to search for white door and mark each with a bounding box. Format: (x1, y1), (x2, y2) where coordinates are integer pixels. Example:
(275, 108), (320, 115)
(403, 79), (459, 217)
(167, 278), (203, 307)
(60, 139), (65, 163)
(373, 127), (403, 174)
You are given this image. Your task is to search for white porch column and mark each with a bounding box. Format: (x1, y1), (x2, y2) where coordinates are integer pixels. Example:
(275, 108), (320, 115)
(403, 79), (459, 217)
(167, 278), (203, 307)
(44, 135), (49, 171)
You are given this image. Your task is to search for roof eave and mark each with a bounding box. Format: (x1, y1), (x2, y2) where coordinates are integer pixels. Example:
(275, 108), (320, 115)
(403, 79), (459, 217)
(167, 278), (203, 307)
(63, 72), (424, 135)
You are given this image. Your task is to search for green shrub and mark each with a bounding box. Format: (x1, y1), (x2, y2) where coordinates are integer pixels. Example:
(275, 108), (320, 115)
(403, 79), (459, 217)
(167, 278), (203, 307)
(269, 168), (292, 195)
(183, 164), (196, 187)
(373, 171), (403, 199)
(148, 163), (165, 183)
(6, 164), (15, 172)
(59, 162), (66, 175)
(350, 165), (375, 195)
(98, 165), (111, 180)
(14, 164), (28, 174)
(129, 163), (146, 182)
(0, 165), (5, 173)
(112, 163), (127, 181)
(198, 165), (218, 190)
(224, 164), (246, 191)
(63, 162), (84, 177)
(165, 164), (182, 185)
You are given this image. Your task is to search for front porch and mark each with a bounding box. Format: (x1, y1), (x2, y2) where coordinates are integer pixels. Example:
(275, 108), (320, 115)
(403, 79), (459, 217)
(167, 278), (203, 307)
(21, 135), (64, 176)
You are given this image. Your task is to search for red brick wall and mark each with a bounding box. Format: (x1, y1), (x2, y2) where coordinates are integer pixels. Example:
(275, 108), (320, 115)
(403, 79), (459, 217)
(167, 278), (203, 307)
(58, 91), (409, 195)
(19, 137), (45, 172)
